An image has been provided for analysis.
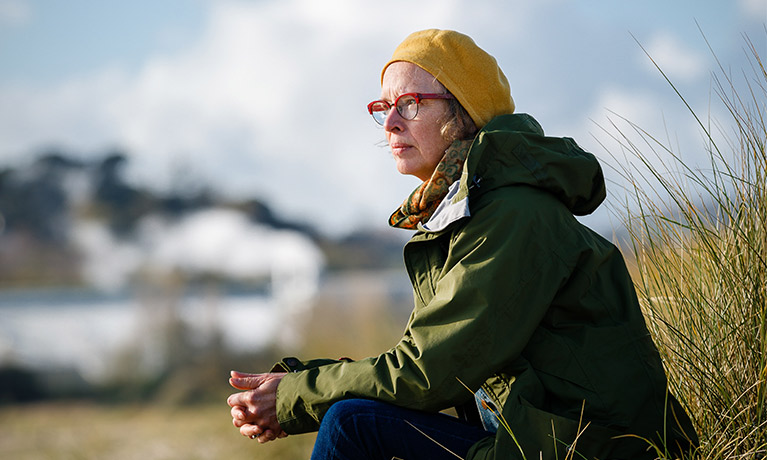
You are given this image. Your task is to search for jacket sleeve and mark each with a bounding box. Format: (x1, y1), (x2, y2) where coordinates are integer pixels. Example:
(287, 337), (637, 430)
(275, 187), (576, 434)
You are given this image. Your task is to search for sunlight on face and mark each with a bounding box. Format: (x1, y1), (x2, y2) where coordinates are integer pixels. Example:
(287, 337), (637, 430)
(381, 62), (452, 181)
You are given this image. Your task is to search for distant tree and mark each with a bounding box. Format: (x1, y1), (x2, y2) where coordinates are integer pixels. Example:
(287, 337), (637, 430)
(36, 150), (84, 170)
(0, 366), (45, 403)
(0, 150), (76, 242)
(235, 198), (318, 238)
(158, 188), (215, 217)
(93, 151), (154, 236)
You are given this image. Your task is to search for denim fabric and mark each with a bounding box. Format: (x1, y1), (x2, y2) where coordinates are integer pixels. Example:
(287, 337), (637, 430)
(474, 387), (500, 434)
(310, 399), (493, 460)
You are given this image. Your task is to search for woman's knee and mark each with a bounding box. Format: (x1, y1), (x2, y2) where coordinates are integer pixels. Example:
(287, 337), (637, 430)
(313, 399), (384, 460)
(322, 399), (382, 429)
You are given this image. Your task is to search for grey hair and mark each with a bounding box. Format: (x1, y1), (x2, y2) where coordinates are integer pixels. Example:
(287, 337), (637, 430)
(429, 74), (478, 143)
(439, 97), (478, 143)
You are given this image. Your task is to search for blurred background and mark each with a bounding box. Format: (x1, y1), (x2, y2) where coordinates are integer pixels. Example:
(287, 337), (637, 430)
(0, 0), (763, 458)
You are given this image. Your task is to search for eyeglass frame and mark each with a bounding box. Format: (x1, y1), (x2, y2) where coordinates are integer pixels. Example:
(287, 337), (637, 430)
(367, 92), (455, 126)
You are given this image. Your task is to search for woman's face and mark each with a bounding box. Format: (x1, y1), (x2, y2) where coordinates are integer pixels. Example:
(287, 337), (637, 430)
(381, 62), (452, 181)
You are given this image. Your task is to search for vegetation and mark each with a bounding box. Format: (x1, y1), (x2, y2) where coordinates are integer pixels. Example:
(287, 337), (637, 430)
(606, 33), (767, 458)
(0, 150), (319, 287)
(3, 25), (764, 460)
(0, 284), (408, 460)
(0, 402), (318, 460)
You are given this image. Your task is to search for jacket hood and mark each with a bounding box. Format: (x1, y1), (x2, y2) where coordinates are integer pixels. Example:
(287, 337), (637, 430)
(420, 113), (606, 232)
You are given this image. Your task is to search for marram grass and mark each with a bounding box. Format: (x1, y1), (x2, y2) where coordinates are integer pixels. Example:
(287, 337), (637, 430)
(606, 32), (767, 459)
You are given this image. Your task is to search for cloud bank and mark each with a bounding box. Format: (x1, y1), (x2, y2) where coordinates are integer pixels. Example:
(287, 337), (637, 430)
(0, 0), (761, 236)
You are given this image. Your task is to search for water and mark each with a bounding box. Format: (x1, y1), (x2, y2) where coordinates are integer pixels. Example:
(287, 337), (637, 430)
(0, 270), (414, 383)
(0, 287), (282, 382)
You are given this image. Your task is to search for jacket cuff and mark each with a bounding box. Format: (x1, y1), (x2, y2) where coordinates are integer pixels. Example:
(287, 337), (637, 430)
(272, 356), (355, 434)
(270, 357), (303, 373)
(270, 356), (353, 373)
(275, 371), (318, 434)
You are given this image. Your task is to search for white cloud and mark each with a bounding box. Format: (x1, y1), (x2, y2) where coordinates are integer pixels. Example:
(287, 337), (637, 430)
(578, 83), (720, 232)
(589, 87), (665, 140)
(0, 68), (128, 156)
(1, 0), (488, 234)
(641, 33), (706, 82)
(2, 0), (746, 237)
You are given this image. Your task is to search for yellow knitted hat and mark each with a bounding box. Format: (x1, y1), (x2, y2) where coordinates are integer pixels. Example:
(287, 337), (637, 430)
(381, 29), (514, 129)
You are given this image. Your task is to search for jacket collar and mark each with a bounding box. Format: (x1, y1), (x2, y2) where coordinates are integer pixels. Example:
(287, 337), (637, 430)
(417, 179), (470, 232)
(417, 113), (606, 234)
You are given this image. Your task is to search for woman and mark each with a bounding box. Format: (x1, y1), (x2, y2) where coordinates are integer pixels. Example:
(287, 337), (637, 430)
(227, 29), (698, 459)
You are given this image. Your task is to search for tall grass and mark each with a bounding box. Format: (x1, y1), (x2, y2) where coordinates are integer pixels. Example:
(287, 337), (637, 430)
(604, 33), (767, 458)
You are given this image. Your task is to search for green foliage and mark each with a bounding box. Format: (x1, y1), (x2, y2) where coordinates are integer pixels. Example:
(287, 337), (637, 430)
(608, 33), (767, 458)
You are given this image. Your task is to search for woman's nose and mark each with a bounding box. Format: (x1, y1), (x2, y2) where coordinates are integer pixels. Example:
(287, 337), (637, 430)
(383, 108), (404, 132)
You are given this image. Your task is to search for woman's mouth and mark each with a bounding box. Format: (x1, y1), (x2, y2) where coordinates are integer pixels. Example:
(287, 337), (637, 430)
(390, 143), (413, 156)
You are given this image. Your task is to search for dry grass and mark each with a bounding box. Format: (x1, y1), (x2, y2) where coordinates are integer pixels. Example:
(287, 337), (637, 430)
(0, 271), (411, 460)
(604, 32), (767, 458)
(0, 402), (316, 460)
(291, 270), (410, 360)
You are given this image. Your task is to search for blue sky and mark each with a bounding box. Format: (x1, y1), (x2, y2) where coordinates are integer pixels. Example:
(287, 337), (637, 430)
(0, 2), (207, 84)
(0, 0), (764, 236)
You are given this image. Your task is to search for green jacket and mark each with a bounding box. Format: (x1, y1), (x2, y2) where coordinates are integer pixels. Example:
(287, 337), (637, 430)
(274, 114), (697, 459)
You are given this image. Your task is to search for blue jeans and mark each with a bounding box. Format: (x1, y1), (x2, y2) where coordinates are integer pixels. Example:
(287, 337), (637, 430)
(310, 399), (494, 460)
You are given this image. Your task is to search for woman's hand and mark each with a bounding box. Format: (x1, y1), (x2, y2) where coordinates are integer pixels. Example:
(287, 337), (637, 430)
(227, 371), (288, 443)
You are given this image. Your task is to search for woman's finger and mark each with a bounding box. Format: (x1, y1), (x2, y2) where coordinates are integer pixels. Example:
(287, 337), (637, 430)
(226, 392), (247, 408)
(232, 417), (247, 428)
(230, 405), (245, 420)
(229, 374), (267, 391)
(240, 423), (261, 438)
(230, 370), (258, 379)
(257, 429), (276, 443)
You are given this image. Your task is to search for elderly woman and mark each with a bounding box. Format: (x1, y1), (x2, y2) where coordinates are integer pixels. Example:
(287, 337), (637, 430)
(227, 29), (697, 459)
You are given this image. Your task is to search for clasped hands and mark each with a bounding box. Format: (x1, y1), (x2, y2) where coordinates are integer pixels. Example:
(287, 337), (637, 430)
(227, 370), (287, 443)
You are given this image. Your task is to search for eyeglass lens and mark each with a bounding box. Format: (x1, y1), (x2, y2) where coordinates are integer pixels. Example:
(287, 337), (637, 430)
(370, 95), (419, 125)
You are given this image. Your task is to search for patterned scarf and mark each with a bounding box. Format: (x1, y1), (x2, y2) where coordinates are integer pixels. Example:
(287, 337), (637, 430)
(389, 139), (473, 229)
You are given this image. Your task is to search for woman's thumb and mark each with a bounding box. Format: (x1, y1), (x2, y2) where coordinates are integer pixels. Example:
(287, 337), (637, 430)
(230, 370), (257, 379)
(229, 371), (263, 390)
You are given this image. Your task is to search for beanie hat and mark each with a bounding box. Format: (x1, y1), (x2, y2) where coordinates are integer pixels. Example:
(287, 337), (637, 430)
(381, 29), (515, 129)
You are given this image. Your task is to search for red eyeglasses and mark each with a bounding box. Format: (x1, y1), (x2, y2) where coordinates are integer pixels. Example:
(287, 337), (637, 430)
(367, 93), (454, 126)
